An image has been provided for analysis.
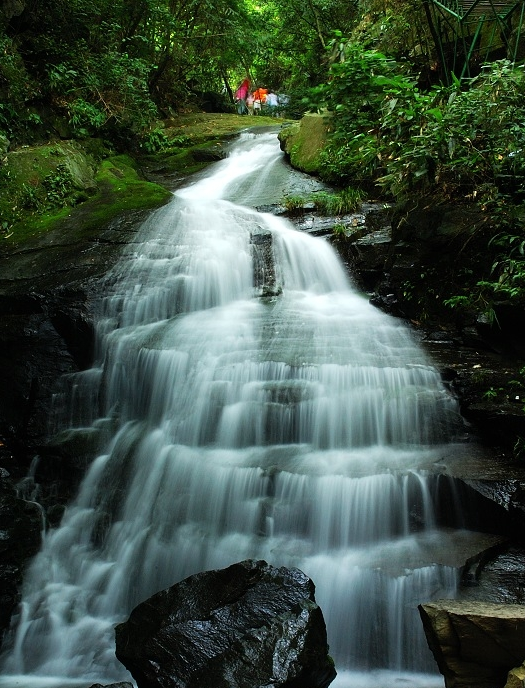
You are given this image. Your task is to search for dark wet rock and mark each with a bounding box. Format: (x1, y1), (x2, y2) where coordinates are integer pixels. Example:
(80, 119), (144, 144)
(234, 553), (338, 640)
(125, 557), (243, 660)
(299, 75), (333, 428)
(456, 546), (525, 604)
(0, 467), (42, 637)
(88, 683), (134, 688)
(419, 599), (525, 688)
(115, 559), (336, 688)
(251, 227), (281, 297)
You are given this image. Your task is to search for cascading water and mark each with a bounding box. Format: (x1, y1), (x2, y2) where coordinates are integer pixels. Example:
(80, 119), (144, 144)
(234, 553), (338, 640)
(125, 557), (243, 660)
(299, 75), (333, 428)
(1, 130), (469, 688)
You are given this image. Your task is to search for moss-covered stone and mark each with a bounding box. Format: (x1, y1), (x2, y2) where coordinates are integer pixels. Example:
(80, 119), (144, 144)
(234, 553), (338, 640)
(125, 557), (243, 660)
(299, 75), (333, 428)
(0, 140), (97, 234)
(278, 113), (331, 174)
(1, 149), (172, 246)
(138, 113), (282, 178)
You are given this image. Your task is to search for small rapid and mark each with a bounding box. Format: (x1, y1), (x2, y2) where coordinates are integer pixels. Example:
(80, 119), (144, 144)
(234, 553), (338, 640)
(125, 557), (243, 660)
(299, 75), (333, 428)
(0, 130), (468, 688)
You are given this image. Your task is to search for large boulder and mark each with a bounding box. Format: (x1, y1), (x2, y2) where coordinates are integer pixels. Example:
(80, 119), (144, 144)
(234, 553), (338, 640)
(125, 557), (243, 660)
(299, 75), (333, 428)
(418, 599), (525, 688)
(278, 113), (330, 175)
(115, 559), (336, 688)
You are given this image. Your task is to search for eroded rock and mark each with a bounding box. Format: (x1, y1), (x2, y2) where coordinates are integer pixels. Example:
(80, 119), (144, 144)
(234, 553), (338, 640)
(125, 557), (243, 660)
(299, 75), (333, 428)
(115, 559), (336, 688)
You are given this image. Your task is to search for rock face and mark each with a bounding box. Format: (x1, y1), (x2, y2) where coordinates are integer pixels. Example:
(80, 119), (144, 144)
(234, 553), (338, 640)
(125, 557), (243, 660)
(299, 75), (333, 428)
(278, 113), (329, 174)
(0, 468), (42, 634)
(115, 559), (336, 688)
(419, 599), (525, 688)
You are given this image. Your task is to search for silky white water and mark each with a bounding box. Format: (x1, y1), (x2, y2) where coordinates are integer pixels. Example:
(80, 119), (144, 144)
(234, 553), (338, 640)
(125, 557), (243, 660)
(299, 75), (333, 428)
(0, 130), (467, 688)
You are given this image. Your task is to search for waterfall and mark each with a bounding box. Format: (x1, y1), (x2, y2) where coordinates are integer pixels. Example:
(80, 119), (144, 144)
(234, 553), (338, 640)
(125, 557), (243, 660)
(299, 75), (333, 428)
(0, 130), (467, 688)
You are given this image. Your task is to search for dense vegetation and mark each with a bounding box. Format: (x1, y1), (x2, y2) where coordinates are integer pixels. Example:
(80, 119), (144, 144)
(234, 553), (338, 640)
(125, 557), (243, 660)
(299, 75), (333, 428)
(0, 0), (359, 146)
(305, 48), (525, 322)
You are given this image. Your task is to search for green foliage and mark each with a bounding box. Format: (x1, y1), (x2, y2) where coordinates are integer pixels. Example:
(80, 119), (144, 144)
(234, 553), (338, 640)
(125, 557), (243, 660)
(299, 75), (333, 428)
(42, 164), (75, 207)
(15, 164), (76, 212)
(281, 194), (307, 211)
(481, 231), (525, 302)
(307, 46), (525, 203)
(69, 99), (107, 136)
(140, 129), (171, 153)
(247, 0), (359, 94)
(304, 45), (422, 185)
(312, 187), (364, 214)
(332, 222), (348, 235)
(482, 386), (502, 400)
(0, 37), (45, 140)
(443, 222), (525, 325)
(59, 53), (158, 137)
(281, 187), (364, 215)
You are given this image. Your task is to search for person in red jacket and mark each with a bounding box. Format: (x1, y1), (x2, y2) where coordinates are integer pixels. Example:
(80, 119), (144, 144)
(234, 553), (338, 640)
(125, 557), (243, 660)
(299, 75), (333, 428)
(234, 78), (250, 114)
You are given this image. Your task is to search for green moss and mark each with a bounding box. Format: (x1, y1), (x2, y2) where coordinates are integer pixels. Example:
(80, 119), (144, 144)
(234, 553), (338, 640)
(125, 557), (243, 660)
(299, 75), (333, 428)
(161, 112), (279, 145)
(138, 113), (286, 177)
(87, 155), (172, 224)
(2, 153), (171, 247)
(278, 113), (330, 174)
(138, 148), (212, 177)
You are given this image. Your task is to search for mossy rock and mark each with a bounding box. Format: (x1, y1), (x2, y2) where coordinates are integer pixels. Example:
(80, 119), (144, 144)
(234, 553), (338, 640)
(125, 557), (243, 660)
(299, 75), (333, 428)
(0, 140), (97, 228)
(278, 112), (331, 174)
(1, 147), (172, 247)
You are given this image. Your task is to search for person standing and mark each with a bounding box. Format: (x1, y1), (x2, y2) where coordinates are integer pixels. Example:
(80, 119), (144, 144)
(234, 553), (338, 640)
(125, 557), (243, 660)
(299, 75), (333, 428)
(234, 78), (250, 114)
(266, 90), (279, 116)
(246, 91), (254, 115)
(252, 86), (268, 115)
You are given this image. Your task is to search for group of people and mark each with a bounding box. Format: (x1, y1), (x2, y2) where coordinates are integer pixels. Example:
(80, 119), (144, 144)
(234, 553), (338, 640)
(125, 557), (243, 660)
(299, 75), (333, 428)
(234, 79), (286, 117)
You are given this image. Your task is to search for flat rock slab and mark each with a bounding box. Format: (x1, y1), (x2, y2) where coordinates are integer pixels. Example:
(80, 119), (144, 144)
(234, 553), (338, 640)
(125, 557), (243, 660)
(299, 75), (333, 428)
(357, 528), (506, 578)
(115, 559), (336, 688)
(419, 599), (525, 688)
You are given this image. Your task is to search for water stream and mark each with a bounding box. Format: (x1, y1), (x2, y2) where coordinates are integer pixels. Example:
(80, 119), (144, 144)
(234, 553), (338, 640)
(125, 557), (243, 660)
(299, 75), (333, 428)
(1, 129), (469, 688)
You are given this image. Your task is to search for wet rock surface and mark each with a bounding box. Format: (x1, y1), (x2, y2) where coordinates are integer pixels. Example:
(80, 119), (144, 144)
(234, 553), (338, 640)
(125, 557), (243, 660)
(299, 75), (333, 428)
(0, 210), (149, 638)
(88, 683), (134, 688)
(0, 466), (42, 635)
(115, 559), (336, 688)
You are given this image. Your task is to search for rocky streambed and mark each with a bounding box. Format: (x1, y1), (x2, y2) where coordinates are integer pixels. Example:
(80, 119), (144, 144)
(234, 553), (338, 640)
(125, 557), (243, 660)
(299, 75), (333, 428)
(1, 130), (525, 682)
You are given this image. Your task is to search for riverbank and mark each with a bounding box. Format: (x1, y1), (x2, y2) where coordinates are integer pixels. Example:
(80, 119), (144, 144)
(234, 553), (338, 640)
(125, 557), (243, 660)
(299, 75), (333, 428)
(0, 113), (283, 248)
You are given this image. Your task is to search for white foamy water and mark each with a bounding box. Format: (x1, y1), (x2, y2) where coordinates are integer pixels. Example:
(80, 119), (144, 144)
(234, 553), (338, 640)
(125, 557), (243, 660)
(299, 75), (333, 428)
(0, 130), (467, 688)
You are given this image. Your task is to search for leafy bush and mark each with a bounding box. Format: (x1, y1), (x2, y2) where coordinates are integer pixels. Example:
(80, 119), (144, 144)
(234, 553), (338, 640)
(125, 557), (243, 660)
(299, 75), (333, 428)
(306, 45), (525, 203)
(0, 37), (43, 140)
(140, 128), (171, 153)
(60, 53), (158, 137)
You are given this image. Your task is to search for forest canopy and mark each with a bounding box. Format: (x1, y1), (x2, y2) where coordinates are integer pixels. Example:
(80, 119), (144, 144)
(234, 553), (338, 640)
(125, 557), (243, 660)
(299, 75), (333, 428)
(2, 0), (523, 148)
(0, 0), (363, 145)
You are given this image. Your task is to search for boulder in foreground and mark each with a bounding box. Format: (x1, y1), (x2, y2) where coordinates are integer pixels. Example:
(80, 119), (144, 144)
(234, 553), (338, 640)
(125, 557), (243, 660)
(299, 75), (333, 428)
(115, 559), (336, 688)
(419, 599), (525, 688)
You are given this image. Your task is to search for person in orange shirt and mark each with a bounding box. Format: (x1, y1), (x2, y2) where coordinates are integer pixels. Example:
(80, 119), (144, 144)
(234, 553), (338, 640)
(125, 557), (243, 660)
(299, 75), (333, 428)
(252, 87), (268, 115)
